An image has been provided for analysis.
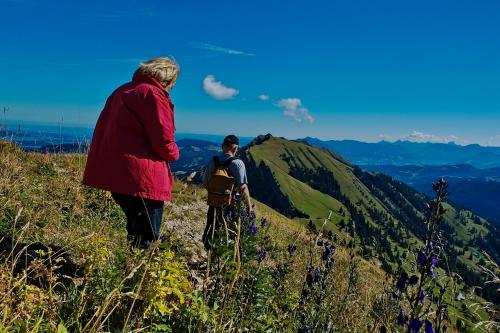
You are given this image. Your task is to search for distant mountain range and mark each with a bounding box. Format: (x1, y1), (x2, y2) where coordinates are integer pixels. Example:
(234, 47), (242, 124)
(303, 137), (500, 168)
(170, 138), (220, 176)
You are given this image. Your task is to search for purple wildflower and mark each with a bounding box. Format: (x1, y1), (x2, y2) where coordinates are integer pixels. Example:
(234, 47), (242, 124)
(418, 289), (427, 303)
(417, 250), (428, 266)
(431, 257), (438, 266)
(258, 250), (267, 263)
(314, 267), (322, 283)
(249, 223), (257, 235)
(287, 244), (297, 255)
(424, 320), (434, 333)
(316, 239), (323, 246)
(326, 259), (334, 272)
(409, 318), (423, 332)
(396, 272), (409, 291)
(409, 275), (419, 286)
(322, 245), (334, 261)
(426, 242), (434, 252)
(397, 309), (407, 326)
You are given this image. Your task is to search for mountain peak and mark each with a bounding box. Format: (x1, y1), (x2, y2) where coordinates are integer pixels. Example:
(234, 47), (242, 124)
(247, 133), (273, 147)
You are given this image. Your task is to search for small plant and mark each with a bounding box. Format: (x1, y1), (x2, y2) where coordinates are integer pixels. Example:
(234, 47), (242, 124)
(135, 246), (191, 330)
(467, 252), (500, 332)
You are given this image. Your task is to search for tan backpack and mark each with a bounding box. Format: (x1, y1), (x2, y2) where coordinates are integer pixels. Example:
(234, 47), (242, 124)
(206, 156), (236, 208)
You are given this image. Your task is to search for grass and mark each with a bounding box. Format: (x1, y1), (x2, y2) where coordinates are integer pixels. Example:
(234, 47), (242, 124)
(0, 141), (395, 332)
(0, 139), (497, 332)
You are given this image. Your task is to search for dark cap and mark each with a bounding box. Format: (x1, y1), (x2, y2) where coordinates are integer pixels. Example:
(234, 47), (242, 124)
(223, 134), (240, 146)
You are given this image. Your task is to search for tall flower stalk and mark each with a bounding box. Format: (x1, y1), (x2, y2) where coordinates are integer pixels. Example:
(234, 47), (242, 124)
(392, 178), (450, 333)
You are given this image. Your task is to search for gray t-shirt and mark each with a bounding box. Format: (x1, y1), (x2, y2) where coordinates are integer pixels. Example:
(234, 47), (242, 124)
(203, 153), (248, 185)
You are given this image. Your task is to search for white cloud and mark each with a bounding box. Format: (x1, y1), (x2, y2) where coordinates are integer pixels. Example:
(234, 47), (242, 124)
(401, 131), (459, 144)
(378, 134), (394, 141)
(486, 135), (500, 147)
(203, 75), (239, 100)
(189, 42), (255, 56)
(277, 98), (314, 123)
(258, 94), (270, 101)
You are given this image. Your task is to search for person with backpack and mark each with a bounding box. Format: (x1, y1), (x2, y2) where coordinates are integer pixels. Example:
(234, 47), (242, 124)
(83, 57), (180, 249)
(202, 135), (253, 250)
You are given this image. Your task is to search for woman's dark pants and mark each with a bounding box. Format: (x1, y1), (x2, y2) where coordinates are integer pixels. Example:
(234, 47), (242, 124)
(111, 193), (164, 249)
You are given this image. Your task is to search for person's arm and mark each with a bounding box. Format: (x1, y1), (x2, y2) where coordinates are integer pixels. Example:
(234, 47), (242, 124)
(123, 89), (179, 162)
(237, 183), (253, 214)
(232, 160), (253, 214)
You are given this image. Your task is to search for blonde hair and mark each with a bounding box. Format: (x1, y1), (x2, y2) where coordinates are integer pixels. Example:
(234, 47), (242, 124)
(134, 56), (180, 87)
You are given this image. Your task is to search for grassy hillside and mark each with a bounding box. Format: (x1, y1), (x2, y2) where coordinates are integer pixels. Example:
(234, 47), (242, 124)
(241, 135), (500, 307)
(0, 141), (398, 332)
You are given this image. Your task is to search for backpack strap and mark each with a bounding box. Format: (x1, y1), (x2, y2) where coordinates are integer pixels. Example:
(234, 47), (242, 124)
(213, 156), (220, 167)
(213, 156), (237, 169)
(223, 157), (236, 167)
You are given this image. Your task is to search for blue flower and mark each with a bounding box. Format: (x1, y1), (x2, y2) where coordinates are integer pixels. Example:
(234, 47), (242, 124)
(426, 242), (434, 252)
(249, 223), (257, 235)
(424, 320), (434, 333)
(326, 259), (334, 272)
(417, 250), (428, 265)
(316, 239), (324, 246)
(418, 289), (427, 303)
(322, 245), (334, 261)
(314, 267), (322, 283)
(430, 257), (438, 266)
(287, 244), (297, 255)
(397, 309), (407, 327)
(249, 210), (256, 221)
(258, 250), (267, 263)
(396, 272), (409, 291)
(409, 318), (423, 332)
(409, 275), (419, 286)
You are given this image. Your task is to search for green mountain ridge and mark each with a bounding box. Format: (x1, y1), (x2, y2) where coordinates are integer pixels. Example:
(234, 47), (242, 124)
(240, 134), (500, 304)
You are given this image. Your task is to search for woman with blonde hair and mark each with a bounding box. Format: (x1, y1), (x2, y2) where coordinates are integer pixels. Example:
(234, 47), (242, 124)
(83, 57), (180, 248)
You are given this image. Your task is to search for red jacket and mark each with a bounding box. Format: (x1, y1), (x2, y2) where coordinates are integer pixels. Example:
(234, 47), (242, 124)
(83, 74), (179, 201)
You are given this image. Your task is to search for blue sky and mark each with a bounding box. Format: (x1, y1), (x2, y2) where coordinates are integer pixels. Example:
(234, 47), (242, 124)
(1, 0), (499, 145)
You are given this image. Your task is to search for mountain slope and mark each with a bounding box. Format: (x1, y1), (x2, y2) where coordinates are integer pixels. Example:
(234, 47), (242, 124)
(241, 135), (500, 303)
